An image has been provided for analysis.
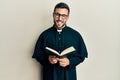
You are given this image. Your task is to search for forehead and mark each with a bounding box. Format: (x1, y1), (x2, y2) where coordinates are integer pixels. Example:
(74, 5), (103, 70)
(54, 8), (68, 14)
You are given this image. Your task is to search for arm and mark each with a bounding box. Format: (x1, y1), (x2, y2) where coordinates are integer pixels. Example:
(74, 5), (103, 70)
(56, 52), (85, 67)
(32, 34), (49, 66)
(67, 35), (88, 67)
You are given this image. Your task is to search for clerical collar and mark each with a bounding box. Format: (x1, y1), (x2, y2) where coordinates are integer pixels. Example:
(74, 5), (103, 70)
(57, 29), (62, 33)
(56, 25), (66, 33)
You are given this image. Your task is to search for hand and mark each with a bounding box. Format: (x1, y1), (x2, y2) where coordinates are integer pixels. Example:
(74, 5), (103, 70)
(49, 55), (58, 64)
(58, 57), (70, 67)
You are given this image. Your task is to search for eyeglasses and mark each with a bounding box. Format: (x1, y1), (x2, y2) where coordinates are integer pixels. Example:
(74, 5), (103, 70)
(53, 13), (68, 19)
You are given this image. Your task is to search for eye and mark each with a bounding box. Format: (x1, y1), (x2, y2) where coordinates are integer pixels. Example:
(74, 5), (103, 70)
(54, 13), (68, 19)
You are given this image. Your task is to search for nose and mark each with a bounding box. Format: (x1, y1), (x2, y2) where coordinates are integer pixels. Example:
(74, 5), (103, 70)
(58, 16), (62, 20)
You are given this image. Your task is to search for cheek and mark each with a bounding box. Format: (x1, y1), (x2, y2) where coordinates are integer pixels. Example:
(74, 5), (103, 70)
(53, 17), (58, 22)
(63, 19), (68, 23)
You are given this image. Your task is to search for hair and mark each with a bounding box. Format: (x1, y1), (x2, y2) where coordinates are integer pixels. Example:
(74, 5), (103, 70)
(54, 2), (70, 14)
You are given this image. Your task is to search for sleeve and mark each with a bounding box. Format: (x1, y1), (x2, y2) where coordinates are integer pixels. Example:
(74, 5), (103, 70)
(67, 34), (88, 67)
(32, 33), (49, 66)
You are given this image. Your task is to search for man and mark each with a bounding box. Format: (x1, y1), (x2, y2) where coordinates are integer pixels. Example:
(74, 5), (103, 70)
(32, 2), (88, 80)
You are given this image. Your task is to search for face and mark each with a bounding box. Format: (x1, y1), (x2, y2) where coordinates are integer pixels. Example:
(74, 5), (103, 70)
(53, 8), (69, 29)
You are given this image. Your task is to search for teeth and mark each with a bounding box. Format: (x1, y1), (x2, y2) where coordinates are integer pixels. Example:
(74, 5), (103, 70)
(57, 21), (61, 24)
(58, 21), (61, 24)
(57, 22), (62, 27)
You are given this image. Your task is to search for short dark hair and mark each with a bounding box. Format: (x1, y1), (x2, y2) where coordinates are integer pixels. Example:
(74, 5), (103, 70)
(54, 2), (70, 14)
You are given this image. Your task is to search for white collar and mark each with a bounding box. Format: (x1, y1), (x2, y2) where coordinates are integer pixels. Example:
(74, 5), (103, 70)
(57, 29), (62, 33)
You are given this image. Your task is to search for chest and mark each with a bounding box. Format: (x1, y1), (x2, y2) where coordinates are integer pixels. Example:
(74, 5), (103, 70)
(45, 31), (78, 52)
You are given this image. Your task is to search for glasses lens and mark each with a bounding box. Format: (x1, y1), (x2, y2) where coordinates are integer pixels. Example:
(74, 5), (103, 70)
(54, 13), (68, 18)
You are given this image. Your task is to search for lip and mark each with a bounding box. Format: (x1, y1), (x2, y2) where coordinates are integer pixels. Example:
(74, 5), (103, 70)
(57, 21), (63, 25)
(56, 20), (63, 23)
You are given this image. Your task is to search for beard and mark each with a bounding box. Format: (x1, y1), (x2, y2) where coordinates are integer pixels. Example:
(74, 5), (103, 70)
(54, 20), (66, 29)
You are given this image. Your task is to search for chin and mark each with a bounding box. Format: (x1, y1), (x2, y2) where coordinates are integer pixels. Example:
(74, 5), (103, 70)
(57, 25), (64, 29)
(54, 22), (65, 29)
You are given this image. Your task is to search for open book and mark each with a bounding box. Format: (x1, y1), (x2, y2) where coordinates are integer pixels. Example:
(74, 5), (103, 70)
(45, 46), (75, 57)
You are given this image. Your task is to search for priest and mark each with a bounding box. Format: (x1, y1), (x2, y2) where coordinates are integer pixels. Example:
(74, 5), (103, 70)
(32, 2), (88, 80)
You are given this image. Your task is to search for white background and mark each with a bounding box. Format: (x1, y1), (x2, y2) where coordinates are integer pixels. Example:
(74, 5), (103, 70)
(0, 0), (120, 80)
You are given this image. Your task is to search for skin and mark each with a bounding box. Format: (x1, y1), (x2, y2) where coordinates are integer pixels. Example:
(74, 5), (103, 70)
(48, 8), (70, 67)
(53, 8), (69, 30)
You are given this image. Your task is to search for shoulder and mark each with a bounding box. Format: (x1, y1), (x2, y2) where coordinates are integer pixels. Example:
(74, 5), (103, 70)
(66, 26), (82, 36)
(40, 27), (54, 35)
(37, 27), (54, 40)
(65, 26), (85, 42)
(42, 27), (54, 34)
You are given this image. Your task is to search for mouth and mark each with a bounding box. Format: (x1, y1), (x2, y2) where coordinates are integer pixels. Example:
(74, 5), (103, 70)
(58, 21), (62, 24)
(56, 20), (63, 25)
(57, 20), (63, 23)
(54, 20), (65, 28)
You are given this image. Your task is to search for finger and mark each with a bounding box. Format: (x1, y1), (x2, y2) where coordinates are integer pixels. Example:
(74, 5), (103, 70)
(59, 62), (66, 67)
(58, 58), (64, 62)
(52, 59), (57, 63)
(50, 55), (56, 58)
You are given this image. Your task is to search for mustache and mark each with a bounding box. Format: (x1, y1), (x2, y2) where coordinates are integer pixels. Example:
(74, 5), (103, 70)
(56, 20), (63, 22)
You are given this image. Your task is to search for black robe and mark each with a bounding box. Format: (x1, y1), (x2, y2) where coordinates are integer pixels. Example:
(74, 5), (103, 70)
(32, 26), (88, 80)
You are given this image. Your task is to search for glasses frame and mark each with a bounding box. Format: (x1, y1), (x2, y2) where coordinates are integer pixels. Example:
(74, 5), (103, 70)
(53, 13), (69, 19)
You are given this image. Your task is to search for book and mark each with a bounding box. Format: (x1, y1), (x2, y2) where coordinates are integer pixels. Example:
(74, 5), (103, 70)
(45, 46), (75, 57)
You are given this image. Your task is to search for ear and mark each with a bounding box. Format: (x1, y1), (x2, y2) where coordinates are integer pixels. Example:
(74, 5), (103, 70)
(52, 13), (54, 17)
(66, 15), (69, 20)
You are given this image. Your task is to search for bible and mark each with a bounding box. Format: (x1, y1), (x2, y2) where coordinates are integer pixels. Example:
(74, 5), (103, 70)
(45, 46), (75, 57)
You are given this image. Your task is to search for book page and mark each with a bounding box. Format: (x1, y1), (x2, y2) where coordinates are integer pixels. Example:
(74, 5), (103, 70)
(60, 46), (75, 56)
(45, 46), (75, 56)
(45, 47), (60, 56)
